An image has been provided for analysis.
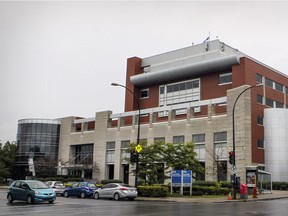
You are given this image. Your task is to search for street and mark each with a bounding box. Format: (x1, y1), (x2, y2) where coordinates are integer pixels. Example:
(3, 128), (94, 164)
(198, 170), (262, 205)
(1, 189), (288, 216)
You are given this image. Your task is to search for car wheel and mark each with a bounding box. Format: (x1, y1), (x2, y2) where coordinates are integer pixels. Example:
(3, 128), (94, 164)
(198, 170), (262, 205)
(94, 192), (100, 199)
(114, 193), (120, 201)
(26, 195), (33, 204)
(49, 200), (54, 204)
(7, 193), (14, 203)
(80, 192), (85, 198)
(64, 191), (69, 198)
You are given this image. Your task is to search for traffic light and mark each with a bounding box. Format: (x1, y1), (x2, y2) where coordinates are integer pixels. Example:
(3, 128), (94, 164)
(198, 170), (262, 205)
(130, 149), (137, 163)
(229, 151), (234, 165)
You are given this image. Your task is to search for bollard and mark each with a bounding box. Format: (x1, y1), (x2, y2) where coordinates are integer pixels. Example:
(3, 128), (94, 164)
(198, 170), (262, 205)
(253, 186), (257, 198)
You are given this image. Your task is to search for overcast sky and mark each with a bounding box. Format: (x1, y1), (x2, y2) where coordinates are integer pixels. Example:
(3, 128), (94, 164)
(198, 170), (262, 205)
(1, 1), (288, 143)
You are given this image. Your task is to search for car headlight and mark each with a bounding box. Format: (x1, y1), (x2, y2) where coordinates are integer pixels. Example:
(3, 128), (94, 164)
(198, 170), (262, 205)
(34, 190), (41, 195)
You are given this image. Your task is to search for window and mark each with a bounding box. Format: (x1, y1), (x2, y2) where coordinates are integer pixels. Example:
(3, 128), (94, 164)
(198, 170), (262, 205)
(195, 144), (205, 161)
(257, 94), (263, 104)
(219, 72), (232, 85)
(121, 140), (130, 163)
(275, 82), (283, 92)
(173, 136), (185, 145)
(106, 142), (115, 149)
(265, 97), (274, 107)
(75, 144), (93, 164)
(265, 78), (273, 88)
(257, 116), (264, 125)
(120, 140), (130, 148)
(257, 140), (264, 148)
(106, 142), (115, 164)
(256, 73), (263, 84)
(214, 132), (227, 160)
(159, 79), (201, 116)
(140, 89), (149, 99)
(106, 150), (115, 163)
(193, 134), (205, 161)
(276, 101), (284, 108)
(192, 134), (205, 143)
(214, 132), (227, 142)
(286, 87), (288, 94)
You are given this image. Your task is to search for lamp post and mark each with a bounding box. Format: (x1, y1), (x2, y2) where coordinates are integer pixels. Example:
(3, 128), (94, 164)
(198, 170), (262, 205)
(111, 82), (140, 188)
(232, 83), (263, 199)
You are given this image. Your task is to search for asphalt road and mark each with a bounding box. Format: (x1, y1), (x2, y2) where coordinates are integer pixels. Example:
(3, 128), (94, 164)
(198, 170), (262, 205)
(1, 189), (288, 216)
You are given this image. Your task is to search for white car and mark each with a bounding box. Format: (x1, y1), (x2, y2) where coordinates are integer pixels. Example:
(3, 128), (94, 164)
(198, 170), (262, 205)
(46, 181), (66, 196)
(93, 183), (137, 201)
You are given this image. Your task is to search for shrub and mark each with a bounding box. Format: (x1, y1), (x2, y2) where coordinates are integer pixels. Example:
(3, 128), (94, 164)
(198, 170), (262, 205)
(138, 185), (169, 197)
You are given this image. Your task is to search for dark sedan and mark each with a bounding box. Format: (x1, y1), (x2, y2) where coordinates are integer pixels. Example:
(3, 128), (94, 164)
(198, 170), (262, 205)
(63, 182), (96, 198)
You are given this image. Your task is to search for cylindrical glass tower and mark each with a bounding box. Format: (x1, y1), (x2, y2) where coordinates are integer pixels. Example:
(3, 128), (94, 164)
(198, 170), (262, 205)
(14, 119), (61, 179)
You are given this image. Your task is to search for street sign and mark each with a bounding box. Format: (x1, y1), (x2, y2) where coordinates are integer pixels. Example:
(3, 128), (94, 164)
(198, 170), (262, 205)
(135, 144), (142, 153)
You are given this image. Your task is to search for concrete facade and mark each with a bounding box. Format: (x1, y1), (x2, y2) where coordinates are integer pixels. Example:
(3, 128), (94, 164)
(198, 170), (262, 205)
(57, 84), (256, 184)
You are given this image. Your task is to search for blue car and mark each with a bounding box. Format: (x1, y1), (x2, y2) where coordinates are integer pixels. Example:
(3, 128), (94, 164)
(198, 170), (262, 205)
(7, 180), (56, 204)
(63, 182), (96, 198)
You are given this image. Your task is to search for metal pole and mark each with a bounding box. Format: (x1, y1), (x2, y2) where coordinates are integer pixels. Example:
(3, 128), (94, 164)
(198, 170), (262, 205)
(111, 82), (140, 188)
(232, 84), (262, 199)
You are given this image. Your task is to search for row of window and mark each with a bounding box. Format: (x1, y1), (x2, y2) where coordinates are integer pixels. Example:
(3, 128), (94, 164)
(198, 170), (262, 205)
(105, 132), (228, 163)
(257, 73), (288, 93)
(17, 123), (60, 135)
(140, 71), (231, 100)
(257, 94), (284, 108)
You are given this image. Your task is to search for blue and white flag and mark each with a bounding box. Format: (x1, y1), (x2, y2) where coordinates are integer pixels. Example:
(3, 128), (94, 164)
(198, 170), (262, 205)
(203, 37), (210, 43)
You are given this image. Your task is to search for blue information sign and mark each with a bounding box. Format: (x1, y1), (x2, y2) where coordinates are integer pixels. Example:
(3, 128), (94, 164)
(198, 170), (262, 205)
(183, 170), (192, 186)
(171, 170), (182, 186)
(171, 170), (193, 195)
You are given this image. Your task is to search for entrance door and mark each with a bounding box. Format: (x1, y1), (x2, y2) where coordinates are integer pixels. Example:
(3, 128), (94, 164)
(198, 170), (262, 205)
(122, 164), (129, 184)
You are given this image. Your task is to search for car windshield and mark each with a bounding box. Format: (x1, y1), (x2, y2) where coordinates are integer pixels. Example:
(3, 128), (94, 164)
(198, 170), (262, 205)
(88, 183), (96, 188)
(55, 182), (64, 186)
(27, 181), (49, 189)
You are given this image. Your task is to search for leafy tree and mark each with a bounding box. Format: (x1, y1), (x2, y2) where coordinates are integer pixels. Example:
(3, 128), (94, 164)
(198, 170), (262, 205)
(127, 141), (204, 184)
(0, 141), (17, 180)
(162, 142), (204, 177)
(128, 141), (165, 185)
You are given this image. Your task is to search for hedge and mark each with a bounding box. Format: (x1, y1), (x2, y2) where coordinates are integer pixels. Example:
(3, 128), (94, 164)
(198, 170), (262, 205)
(138, 185), (169, 197)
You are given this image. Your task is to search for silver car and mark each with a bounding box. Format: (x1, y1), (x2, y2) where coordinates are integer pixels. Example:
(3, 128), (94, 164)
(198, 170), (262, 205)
(93, 183), (137, 201)
(46, 181), (66, 196)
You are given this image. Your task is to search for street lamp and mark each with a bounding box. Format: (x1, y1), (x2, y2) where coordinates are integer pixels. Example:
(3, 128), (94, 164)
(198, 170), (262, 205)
(111, 82), (140, 188)
(232, 83), (263, 199)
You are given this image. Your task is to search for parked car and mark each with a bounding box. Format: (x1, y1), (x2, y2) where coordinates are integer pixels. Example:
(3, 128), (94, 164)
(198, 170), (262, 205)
(93, 183), (137, 201)
(7, 180), (56, 204)
(45, 181), (66, 196)
(63, 182), (96, 198)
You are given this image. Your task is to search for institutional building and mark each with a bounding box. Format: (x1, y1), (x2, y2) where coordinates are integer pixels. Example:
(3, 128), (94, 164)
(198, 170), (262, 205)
(16, 40), (288, 184)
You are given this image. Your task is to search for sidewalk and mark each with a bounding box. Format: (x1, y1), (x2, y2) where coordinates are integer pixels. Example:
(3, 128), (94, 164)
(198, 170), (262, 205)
(137, 190), (288, 203)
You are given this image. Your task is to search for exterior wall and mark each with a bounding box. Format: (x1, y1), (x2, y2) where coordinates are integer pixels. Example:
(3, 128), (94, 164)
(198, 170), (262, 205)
(264, 109), (288, 181)
(57, 86), (255, 185)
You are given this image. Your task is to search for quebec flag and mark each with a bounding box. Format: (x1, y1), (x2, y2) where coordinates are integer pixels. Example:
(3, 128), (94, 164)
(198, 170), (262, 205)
(203, 37), (210, 43)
